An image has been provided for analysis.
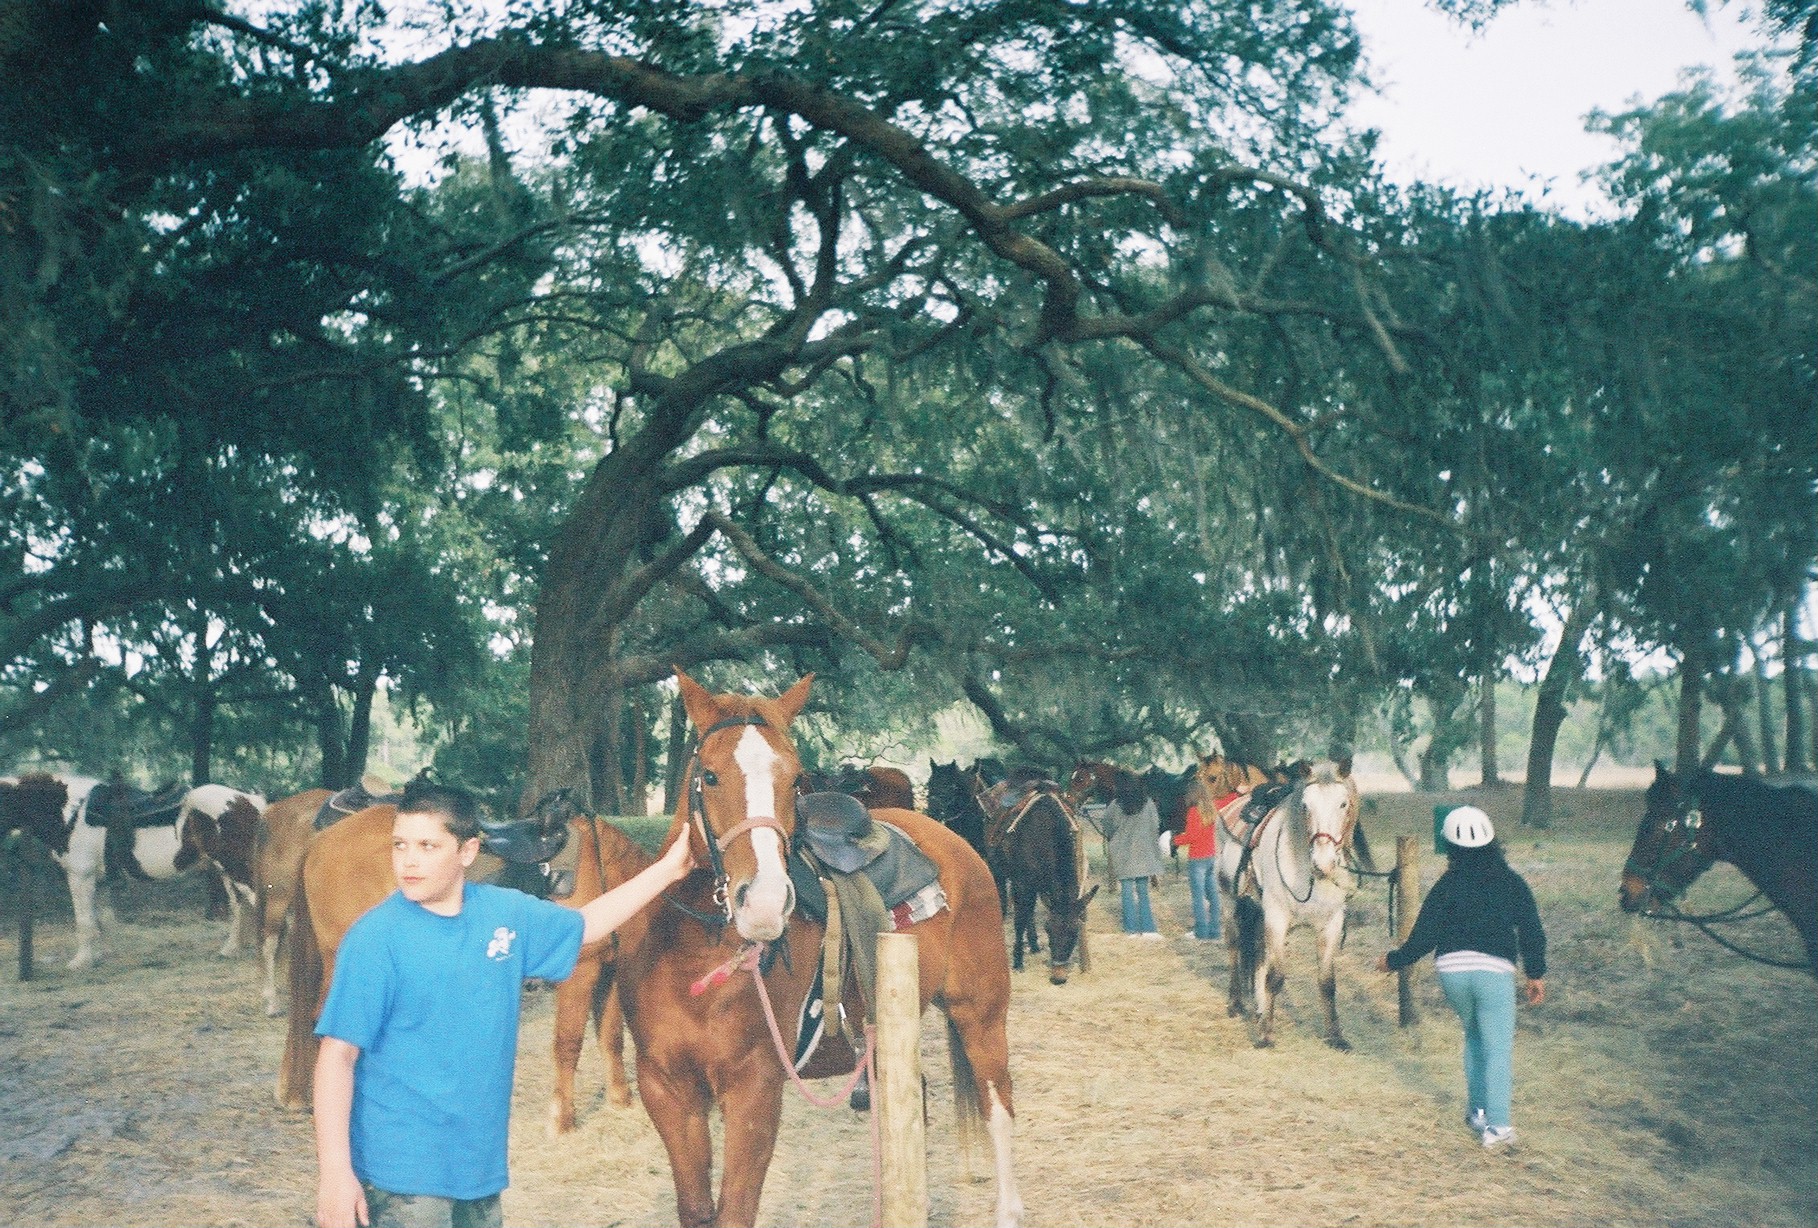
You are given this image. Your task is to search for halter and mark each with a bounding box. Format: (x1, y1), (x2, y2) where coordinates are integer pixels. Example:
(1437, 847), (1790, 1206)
(1624, 804), (1714, 906)
(686, 712), (791, 918)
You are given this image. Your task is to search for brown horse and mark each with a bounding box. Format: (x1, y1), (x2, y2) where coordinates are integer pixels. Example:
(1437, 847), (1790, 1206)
(249, 788), (328, 1016)
(549, 818), (653, 1133)
(620, 671), (1022, 1228)
(275, 795), (581, 1109)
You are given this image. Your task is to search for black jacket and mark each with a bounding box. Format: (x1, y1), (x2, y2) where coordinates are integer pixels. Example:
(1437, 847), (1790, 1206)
(1386, 855), (1547, 978)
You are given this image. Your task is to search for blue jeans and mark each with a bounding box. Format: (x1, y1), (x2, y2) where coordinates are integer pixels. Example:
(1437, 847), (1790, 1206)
(1438, 969), (1517, 1130)
(1119, 877), (1156, 933)
(1186, 857), (1221, 939)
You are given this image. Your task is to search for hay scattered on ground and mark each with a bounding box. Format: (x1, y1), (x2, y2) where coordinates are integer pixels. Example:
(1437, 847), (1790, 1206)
(1, 787), (1812, 1227)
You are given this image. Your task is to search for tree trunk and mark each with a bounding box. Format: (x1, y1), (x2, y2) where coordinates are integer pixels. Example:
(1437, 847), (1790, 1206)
(1785, 607), (1811, 772)
(1674, 643), (1706, 776)
(627, 694), (651, 816)
(344, 672), (376, 788)
(1754, 638), (1780, 775)
(1479, 674), (1501, 786)
(1520, 597), (1596, 830)
(190, 690), (216, 787)
(313, 680), (346, 789)
(664, 690), (688, 814)
(1728, 676), (1761, 775)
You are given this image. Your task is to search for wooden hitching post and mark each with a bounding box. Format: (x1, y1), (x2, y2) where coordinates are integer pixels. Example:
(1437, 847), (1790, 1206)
(875, 932), (927, 1228)
(1396, 835), (1420, 1026)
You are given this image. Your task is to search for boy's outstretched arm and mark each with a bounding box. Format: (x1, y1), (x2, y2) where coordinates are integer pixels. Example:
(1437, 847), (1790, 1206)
(579, 829), (695, 946)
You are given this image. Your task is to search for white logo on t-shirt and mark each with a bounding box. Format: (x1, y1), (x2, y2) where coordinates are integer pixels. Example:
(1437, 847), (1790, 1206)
(487, 926), (516, 960)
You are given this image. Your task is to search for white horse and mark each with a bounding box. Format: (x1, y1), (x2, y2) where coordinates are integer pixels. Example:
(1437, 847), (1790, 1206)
(1214, 760), (1367, 1049)
(0, 772), (196, 969)
(173, 783), (269, 958)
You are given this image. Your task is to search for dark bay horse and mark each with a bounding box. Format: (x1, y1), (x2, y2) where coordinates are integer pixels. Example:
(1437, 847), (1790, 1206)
(621, 671), (1022, 1228)
(1144, 765), (1199, 853)
(1619, 764), (1818, 976)
(926, 759), (990, 862)
(996, 789), (1098, 983)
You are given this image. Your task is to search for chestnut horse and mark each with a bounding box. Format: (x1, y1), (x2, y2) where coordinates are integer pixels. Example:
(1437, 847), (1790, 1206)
(275, 794), (580, 1109)
(621, 671), (1021, 1228)
(549, 818), (654, 1133)
(247, 788), (329, 1016)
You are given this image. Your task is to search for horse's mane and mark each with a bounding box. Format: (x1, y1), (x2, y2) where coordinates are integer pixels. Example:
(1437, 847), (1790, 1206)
(1693, 770), (1818, 837)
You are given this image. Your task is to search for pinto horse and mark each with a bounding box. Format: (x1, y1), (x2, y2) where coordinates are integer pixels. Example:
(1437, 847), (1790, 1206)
(996, 788), (1098, 983)
(1214, 759), (1370, 1049)
(620, 671), (1021, 1228)
(172, 783), (270, 959)
(276, 792), (581, 1109)
(1619, 764), (1818, 976)
(0, 772), (202, 969)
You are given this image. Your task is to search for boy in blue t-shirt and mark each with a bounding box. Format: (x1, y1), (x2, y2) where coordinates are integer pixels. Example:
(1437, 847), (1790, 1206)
(313, 780), (693, 1228)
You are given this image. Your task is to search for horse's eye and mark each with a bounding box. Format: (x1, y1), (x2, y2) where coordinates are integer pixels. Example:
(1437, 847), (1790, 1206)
(702, 770), (720, 787)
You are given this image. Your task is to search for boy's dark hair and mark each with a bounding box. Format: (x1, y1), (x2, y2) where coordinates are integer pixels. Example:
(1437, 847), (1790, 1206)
(1112, 769), (1148, 811)
(398, 777), (483, 842)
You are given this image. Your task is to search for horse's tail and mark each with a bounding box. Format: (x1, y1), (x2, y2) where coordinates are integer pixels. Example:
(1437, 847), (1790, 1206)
(946, 1013), (986, 1156)
(1236, 894), (1264, 988)
(1350, 816), (1376, 874)
(279, 864), (323, 1111)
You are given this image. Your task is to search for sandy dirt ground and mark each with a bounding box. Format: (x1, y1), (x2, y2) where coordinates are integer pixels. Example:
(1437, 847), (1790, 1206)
(1, 785), (1813, 1227)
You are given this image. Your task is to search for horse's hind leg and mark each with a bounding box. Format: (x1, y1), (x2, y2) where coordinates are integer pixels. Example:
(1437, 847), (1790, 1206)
(550, 951), (601, 1135)
(1254, 910), (1289, 1048)
(599, 977), (633, 1107)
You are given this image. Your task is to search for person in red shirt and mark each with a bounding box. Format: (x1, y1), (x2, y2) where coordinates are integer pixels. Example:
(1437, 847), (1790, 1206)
(1174, 801), (1221, 940)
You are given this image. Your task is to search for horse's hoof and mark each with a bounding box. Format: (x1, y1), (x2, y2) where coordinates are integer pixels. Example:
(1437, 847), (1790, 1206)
(1227, 1003), (1244, 1018)
(1254, 1036), (1274, 1049)
(849, 1086), (871, 1112)
(1327, 1036), (1352, 1052)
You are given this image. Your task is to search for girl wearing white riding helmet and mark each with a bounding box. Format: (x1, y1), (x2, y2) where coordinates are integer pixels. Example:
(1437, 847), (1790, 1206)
(1377, 805), (1547, 1152)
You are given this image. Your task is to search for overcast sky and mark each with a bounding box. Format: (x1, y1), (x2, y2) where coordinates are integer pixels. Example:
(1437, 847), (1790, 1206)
(1344, 0), (1766, 216)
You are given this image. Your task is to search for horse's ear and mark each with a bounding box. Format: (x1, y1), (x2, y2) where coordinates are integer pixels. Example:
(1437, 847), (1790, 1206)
(1077, 883), (1100, 909)
(775, 673), (813, 724)
(674, 668), (720, 733)
(1653, 758), (1673, 779)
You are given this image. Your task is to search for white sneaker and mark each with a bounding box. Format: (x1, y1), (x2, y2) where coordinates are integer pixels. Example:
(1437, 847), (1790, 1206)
(1464, 1109), (1488, 1132)
(1481, 1125), (1517, 1151)
(1138, 931), (1164, 940)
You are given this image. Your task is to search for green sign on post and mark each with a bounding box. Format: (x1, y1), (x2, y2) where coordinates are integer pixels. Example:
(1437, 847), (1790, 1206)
(1433, 804), (1450, 855)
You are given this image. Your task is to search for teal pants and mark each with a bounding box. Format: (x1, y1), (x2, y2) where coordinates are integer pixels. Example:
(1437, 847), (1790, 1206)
(1437, 969), (1516, 1130)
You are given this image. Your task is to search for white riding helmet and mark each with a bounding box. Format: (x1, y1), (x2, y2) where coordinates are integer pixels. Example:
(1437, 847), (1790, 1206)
(1442, 805), (1495, 849)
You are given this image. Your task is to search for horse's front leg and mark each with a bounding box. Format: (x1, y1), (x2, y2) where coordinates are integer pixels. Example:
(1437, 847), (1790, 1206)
(63, 864), (102, 970)
(599, 977), (633, 1107)
(637, 1058), (717, 1228)
(1011, 890), (1035, 971)
(711, 1063), (787, 1228)
(217, 873), (252, 957)
(1317, 899), (1351, 1051)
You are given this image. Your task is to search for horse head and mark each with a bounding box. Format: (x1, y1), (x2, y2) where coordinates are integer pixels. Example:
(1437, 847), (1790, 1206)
(674, 669), (812, 943)
(1619, 763), (1716, 915)
(0, 772), (78, 855)
(1044, 881), (1100, 985)
(1301, 760), (1358, 882)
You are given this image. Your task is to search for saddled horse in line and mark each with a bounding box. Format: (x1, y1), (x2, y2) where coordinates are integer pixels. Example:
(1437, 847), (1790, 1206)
(276, 790), (580, 1109)
(926, 760), (990, 864)
(620, 671), (1021, 1228)
(994, 786), (1097, 984)
(549, 817), (654, 1133)
(240, 788), (330, 1016)
(0, 772), (203, 969)
(1619, 763), (1818, 977)
(1214, 759), (1371, 1049)
(172, 783), (270, 959)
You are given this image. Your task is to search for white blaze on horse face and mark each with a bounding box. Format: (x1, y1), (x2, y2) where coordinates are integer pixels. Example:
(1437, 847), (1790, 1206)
(731, 725), (791, 940)
(1304, 780), (1351, 878)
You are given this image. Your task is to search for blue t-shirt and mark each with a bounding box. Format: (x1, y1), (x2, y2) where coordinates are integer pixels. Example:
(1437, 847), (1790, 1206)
(316, 882), (585, 1199)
